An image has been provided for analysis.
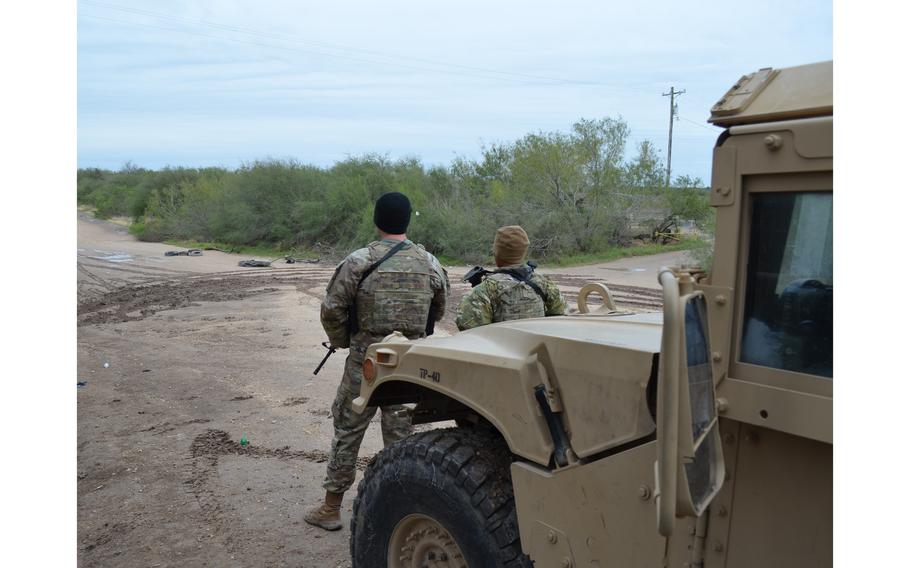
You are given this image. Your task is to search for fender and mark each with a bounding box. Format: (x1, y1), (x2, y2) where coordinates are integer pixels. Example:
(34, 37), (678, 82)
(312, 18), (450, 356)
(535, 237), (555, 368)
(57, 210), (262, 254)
(355, 315), (662, 467)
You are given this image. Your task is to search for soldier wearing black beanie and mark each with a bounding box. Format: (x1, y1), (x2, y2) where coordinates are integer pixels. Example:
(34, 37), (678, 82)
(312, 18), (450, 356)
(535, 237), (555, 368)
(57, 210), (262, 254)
(373, 191), (411, 234)
(306, 191), (450, 531)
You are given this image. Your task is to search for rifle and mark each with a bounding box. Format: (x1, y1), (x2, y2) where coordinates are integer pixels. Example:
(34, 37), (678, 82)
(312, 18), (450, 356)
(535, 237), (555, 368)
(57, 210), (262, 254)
(313, 341), (337, 375)
(462, 261), (546, 301)
(463, 265), (490, 288)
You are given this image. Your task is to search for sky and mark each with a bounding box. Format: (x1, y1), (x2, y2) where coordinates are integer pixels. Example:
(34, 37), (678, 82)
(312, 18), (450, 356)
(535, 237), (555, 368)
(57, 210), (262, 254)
(77, 0), (833, 183)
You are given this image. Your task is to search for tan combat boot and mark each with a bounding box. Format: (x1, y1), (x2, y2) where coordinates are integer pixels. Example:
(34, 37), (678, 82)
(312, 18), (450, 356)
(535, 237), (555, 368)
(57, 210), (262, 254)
(304, 491), (344, 531)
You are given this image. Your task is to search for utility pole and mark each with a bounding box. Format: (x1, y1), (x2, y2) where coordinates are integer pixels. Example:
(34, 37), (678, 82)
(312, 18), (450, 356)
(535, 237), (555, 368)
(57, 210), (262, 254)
(662, 87), (685, 187)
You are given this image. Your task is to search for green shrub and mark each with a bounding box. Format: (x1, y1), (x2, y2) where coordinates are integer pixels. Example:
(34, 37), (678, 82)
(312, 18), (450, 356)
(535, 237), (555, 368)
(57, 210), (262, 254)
(79, 117), (710, 264)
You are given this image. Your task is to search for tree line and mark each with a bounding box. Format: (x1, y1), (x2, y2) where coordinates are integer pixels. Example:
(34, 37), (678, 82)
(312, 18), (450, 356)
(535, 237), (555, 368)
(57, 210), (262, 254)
(77, 116), (711, 263)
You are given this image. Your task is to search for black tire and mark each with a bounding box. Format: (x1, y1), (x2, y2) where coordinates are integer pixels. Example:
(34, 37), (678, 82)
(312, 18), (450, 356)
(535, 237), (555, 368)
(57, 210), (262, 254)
(351, 428), (532, 568)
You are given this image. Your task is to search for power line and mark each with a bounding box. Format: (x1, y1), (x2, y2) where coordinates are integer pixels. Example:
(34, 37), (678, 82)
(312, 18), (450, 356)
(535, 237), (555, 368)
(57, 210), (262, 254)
(81, 0), (598, 86)
(678, 115), (719, 132)
(80, 1), (673, 97)
(81, 13), (554, 86)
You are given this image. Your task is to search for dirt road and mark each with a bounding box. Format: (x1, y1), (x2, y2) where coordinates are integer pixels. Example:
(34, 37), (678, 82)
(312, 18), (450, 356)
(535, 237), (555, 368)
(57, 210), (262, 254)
(77, 212), (691, 567)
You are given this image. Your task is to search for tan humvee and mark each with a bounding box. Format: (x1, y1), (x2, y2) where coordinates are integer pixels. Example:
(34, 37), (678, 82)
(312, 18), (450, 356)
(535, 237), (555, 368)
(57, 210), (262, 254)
(349, 61), (832, 568)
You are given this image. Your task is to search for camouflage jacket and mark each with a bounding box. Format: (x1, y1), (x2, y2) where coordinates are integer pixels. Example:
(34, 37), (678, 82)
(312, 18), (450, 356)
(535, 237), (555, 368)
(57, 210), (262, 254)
(321, 239), (449, 362)
(455, 265), (566, 331)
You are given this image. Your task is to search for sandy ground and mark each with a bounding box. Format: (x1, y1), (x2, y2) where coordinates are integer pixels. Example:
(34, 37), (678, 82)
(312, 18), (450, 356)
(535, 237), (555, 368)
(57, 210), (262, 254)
(76, 211), (692, 567)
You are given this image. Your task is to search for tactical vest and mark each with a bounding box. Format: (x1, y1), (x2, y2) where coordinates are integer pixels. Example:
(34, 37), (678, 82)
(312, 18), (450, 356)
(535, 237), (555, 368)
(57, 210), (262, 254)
(487, 271), (546, 322)
(355, 241), (434, 340)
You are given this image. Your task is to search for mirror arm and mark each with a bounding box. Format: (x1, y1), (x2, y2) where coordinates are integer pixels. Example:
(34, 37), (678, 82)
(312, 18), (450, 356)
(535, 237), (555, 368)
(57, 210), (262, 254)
(656, 267), (682, 537)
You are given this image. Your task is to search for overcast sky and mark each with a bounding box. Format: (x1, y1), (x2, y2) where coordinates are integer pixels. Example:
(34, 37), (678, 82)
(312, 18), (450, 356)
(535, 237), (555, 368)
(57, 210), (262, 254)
(77, 0), (832, 182)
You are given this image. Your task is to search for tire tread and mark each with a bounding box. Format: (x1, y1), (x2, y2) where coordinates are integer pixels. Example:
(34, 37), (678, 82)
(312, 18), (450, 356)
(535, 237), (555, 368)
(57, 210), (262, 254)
(351, 427), (531, 567)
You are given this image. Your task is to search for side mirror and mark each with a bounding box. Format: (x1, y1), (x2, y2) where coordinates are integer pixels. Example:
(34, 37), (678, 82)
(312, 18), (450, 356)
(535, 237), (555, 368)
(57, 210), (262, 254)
(655, 269), (725, 536)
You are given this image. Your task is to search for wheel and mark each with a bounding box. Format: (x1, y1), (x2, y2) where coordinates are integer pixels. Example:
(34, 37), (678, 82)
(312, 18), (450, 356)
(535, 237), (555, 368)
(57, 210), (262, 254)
(351, 428), (531, 568)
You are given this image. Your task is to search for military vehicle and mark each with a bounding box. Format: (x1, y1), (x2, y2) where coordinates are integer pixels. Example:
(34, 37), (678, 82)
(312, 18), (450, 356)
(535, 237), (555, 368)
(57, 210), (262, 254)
(349, 61), (833, 567)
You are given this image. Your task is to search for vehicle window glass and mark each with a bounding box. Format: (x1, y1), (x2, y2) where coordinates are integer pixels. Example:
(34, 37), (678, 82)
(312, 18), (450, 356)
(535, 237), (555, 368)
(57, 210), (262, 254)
(741, 192), (832, 378)
(685, 295), (714, 441)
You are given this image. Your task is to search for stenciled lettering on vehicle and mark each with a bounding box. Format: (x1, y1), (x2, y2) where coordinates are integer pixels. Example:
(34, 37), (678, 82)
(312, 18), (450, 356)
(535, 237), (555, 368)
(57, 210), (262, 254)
(419, 368), (442, 383)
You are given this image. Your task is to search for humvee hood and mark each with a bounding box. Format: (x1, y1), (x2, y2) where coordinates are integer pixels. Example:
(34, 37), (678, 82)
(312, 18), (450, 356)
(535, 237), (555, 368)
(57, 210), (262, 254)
(497, 312), (662, 352)
(419, 312), (662, 358)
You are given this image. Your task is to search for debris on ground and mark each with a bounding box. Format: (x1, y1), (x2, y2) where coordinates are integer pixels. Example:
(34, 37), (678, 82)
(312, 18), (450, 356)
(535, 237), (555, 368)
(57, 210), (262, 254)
(165, 249), (203, 257)
(238, 259), (275, 268)
(202, 246), (237, 253)
(239, 256), (319, 267)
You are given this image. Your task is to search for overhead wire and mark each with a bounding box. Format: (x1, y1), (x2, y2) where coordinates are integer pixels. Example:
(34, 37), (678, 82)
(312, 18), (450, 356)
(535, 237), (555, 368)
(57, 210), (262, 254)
(81, 0), (599, 86)
(678, 115), (719, 132)
(79, 0), (665, 95)
(79, 0), (715, 179)
(80, 14), (560, 86)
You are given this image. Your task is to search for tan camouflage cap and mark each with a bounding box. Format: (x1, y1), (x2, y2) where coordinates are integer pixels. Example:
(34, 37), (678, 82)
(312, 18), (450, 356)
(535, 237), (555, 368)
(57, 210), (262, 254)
(493, 225), (530, 266)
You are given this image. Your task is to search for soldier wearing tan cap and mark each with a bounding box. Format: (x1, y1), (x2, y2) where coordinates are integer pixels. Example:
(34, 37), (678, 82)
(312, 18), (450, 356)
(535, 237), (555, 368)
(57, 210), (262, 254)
(456, 226), (566, 330)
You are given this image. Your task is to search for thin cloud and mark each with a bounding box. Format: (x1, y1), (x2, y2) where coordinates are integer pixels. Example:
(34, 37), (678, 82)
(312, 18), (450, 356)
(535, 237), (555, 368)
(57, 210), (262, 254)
(78, 0), (832, 179)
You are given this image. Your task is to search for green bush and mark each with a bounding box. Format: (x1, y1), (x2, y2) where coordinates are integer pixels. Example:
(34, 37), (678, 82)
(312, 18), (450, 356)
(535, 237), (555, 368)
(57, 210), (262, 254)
(79, 117), (713, 263)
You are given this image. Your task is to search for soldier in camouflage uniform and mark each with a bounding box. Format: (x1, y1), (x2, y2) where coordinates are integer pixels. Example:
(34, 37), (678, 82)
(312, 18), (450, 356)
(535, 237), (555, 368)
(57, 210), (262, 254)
(305, 192), (449, 531)
(456, 225), (565, 330)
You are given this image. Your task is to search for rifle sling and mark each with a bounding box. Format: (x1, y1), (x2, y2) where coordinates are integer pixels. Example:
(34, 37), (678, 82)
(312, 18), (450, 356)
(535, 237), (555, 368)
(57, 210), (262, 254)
(347, 240), (411, 337)
(357, 239), (411, 289)
(498, 267), (548, 303)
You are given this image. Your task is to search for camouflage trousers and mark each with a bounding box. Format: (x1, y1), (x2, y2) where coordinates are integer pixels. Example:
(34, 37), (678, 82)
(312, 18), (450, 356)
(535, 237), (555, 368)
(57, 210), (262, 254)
(322, 354), (412, 493)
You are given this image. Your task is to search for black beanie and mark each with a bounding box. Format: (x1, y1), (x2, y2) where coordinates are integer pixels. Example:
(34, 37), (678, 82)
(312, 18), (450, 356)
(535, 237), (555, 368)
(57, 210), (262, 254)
(373, 192), (412, 234)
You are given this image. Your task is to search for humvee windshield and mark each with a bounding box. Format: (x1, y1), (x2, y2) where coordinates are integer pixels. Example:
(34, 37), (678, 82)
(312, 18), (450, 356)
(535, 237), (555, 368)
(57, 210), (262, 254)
(741, 192), (833, 378)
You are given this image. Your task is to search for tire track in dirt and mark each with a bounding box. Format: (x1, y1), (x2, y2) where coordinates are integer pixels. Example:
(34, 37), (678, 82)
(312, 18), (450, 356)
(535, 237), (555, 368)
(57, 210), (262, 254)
(549, 274), (664, 311)
(77, 270), (330, 326)
(78, 258), (196, 300)
(78, 262), (121, 293)
(77, 258), (662, 329)
(79, 258), (195, 277)
(185, 429), (371, 555)
(445, 274), (664, 319)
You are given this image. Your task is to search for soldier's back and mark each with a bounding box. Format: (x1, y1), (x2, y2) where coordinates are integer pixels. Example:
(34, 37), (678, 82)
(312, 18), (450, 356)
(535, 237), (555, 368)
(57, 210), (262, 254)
(355, 240), (437, 343)
(487, 271), (547, 322)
